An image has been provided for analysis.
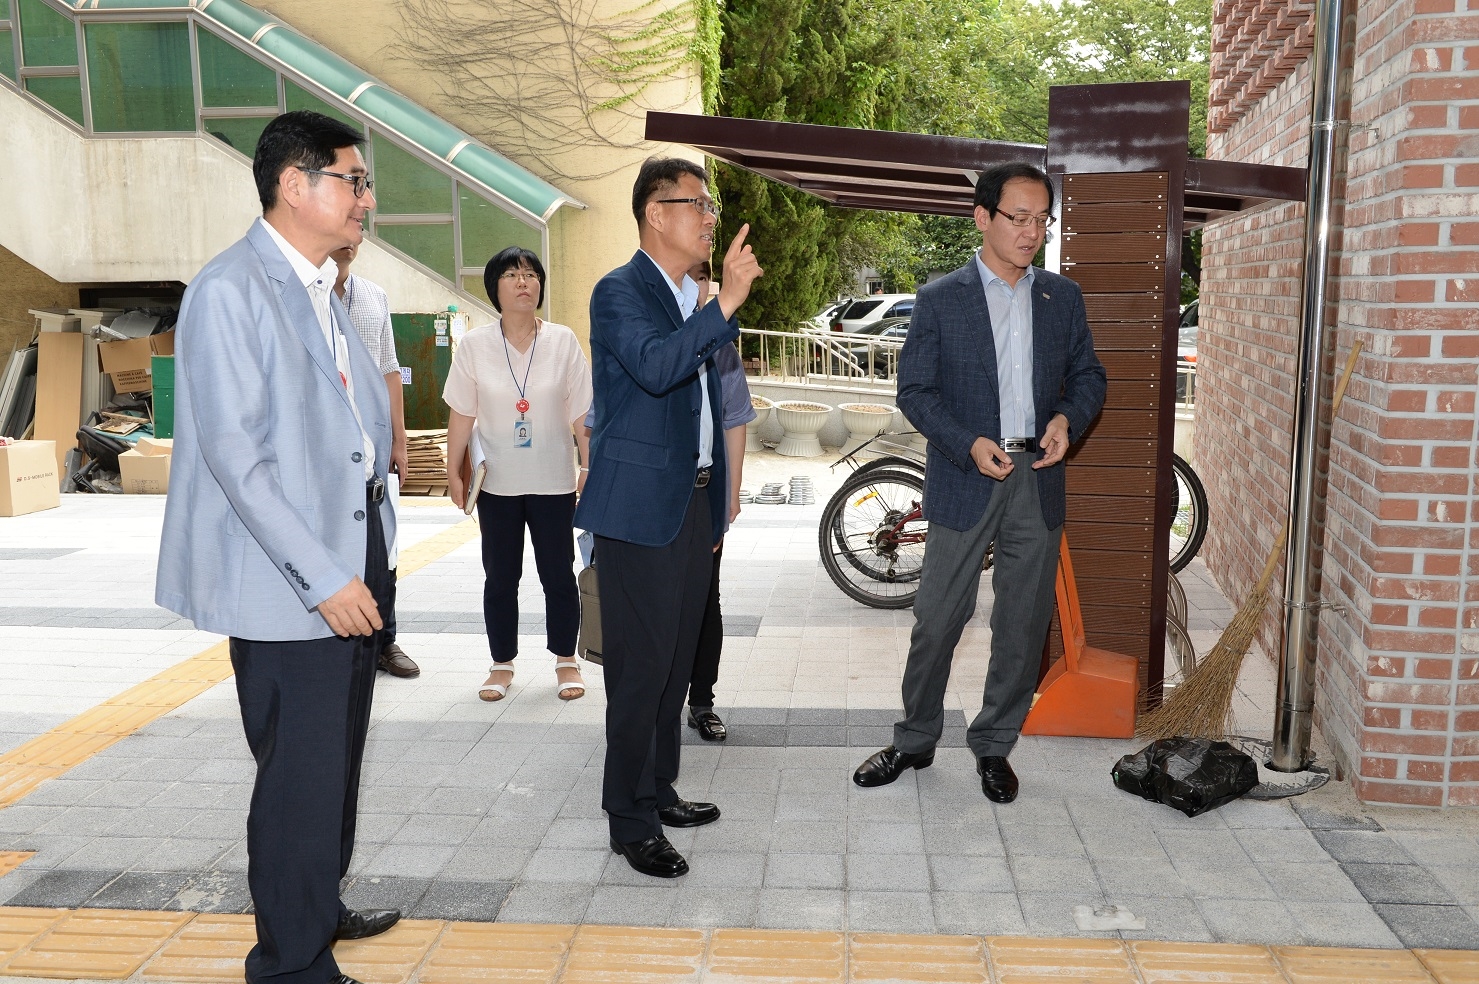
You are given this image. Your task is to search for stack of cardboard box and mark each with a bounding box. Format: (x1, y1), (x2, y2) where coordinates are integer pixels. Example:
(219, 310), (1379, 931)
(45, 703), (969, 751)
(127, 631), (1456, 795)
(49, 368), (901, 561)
(118, 437), (172, 495)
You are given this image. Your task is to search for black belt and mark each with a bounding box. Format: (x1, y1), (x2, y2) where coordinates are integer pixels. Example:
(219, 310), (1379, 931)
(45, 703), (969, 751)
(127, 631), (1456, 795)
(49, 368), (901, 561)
(694, 468), (712, 488)
(1001, 437), (1038, 453)
(367, 477), (385, 502)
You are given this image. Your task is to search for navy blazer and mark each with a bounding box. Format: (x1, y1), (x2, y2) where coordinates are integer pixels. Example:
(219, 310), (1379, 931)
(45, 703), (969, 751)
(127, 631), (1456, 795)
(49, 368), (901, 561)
(896, 261), (1106, 533)
(573, 250), (739, 547)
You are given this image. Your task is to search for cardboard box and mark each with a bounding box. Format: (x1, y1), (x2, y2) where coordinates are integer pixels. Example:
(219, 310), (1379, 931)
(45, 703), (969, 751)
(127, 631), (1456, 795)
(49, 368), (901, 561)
(0, 441), (61, 516)
(35, 332), (84, 479)
(118, 448), (171, 494)
(135, 437), (173, 456)
(99, 330), (175, 393)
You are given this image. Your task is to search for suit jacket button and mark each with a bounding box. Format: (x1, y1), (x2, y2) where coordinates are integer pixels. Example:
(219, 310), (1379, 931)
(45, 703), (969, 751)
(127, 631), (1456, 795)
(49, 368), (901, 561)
(354, 510), (366, 521)
(352, 452), (363, 463)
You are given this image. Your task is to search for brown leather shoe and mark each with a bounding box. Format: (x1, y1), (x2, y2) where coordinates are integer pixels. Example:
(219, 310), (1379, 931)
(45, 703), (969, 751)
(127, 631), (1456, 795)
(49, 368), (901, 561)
(378, 643), (420, 678)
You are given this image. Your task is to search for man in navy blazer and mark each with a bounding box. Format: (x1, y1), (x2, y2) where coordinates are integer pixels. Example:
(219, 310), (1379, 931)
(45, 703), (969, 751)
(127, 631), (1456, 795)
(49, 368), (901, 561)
(157, 112), (401, 984)
(852, 162), (1106, 804)
(574, 158), (762, 878)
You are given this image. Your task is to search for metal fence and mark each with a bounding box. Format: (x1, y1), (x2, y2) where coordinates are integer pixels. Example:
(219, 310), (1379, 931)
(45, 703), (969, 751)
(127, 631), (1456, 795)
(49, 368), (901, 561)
(739, 327), (903, 388)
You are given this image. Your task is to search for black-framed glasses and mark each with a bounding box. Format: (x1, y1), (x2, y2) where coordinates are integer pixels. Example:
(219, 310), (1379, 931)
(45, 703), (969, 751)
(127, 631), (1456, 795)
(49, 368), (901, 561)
(299, 167), (374, 198)
(992, 208), (1055, 229)
(655, 197), (720, 218)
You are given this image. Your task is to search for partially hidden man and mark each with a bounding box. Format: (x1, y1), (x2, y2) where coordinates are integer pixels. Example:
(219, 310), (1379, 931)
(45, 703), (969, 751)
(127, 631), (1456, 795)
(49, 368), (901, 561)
(853, 162), (1106, 804)
(574, 157), (762, 878)
(157, 111), (403, 984)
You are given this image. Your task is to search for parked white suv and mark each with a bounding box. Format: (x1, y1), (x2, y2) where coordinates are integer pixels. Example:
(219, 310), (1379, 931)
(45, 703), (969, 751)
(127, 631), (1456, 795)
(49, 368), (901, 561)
(830, 294), (915, 333)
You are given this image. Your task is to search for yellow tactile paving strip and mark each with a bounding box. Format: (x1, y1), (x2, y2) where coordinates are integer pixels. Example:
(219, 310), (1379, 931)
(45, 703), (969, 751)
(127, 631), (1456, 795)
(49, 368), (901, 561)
(0, 911), (1475, 984)
(0, 519), (479, 810)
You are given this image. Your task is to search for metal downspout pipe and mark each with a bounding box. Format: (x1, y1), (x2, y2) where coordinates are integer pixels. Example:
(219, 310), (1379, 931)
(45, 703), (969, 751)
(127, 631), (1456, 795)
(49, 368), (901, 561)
(1269, 0), (1359, 772)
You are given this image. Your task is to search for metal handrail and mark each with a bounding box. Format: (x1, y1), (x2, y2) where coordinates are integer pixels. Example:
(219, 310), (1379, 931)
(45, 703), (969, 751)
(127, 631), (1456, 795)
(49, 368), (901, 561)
(740, 326), (903, 386)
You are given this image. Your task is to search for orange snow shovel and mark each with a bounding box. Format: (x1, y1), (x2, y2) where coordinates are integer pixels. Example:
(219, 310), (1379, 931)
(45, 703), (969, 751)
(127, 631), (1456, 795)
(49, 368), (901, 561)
(1020, 532), (1139, 738)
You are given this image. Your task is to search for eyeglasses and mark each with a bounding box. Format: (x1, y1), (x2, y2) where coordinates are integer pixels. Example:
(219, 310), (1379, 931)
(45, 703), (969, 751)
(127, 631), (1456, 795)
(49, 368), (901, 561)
(499, 270), (539, 283)
(993, 209), (1055, 229)
(655, 197), (721, 218)
(299, 168), (374, 198)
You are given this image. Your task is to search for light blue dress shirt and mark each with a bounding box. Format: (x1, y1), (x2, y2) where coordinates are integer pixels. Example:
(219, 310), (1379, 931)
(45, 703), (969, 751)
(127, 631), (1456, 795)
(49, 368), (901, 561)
(640, 250), (713, 468)
(974, 252), (1037, 440)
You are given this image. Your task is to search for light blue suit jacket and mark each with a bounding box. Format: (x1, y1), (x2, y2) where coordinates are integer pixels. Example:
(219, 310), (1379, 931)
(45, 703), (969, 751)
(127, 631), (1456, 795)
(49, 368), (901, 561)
(156, 220), (396, 641)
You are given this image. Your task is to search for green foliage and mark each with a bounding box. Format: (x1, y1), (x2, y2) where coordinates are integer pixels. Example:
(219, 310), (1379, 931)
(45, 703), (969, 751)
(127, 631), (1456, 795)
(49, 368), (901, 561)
(714, 0), (909, 331)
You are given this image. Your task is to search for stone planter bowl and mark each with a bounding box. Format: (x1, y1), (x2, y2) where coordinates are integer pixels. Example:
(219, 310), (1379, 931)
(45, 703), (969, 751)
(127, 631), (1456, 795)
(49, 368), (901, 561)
(746, 395), (775, 452)
(837, 402), (894, 456)
(773, 400), (833, 457)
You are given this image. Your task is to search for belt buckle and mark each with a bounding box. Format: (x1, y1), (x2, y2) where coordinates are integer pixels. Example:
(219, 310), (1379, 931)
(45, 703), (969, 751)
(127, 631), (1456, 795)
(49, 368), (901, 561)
(368, 477), (385, 502)
(1002, 438), (1028, 453)
(695, 468), (711, 488)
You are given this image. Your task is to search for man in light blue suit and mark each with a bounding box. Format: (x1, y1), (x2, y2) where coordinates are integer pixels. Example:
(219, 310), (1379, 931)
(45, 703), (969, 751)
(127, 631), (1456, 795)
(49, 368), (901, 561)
(853, 162), (1106, 805)
(574, 158), (762, 879)
(157, 112), (401, 984)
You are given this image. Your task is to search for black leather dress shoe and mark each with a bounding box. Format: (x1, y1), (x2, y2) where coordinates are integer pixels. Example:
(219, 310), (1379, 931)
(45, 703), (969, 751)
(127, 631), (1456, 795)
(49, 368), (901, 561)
(378, 643), (420, 678)
(334, 907), (401, 940)
(687, 708), (727, 742)
(852, 745), (935, 787)
(328, 976), (365, 984)
(657, 798), (720, 827)
(977, 755), (1019, 803)
(611, 834), (689, 877)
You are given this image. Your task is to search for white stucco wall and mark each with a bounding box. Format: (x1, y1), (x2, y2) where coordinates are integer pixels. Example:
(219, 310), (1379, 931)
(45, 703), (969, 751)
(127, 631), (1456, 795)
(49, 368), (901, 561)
(0, 85), (491, 318)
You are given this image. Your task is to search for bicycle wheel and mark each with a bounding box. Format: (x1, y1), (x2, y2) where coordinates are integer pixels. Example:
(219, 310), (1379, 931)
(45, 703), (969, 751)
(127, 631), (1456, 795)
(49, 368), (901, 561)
(1170, 453), (1208, 574)
(819, 468), (928, 608)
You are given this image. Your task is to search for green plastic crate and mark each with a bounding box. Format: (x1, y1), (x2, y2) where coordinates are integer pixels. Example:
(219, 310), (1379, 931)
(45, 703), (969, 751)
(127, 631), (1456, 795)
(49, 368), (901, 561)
(151, 354), (175, 439)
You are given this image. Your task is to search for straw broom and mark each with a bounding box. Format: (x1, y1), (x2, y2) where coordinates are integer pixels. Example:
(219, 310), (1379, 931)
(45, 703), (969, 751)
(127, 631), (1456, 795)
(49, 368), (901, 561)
(1137, 341), (1363, 741)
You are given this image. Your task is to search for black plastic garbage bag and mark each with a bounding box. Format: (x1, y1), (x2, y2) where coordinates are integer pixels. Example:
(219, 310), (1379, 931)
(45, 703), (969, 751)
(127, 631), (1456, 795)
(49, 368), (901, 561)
(1112, 737), (1259, 817)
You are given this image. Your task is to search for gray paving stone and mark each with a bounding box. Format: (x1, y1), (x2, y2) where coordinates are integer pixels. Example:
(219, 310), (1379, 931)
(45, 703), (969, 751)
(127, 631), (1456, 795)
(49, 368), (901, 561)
(1112, 894), (1214, 942)
(1373, 903), (1479, 948)
(1291, 902), (1402, 948)
(1291, 802), (1381, 831)
(1000, 823), (1086, 858)
(692, 820), (772, 855)
(521, 848), (609, 884)
(59, 837), (162, 871)
(1195, 898), (1303, 945)
(1429, 864), (1479, 905)
(1385, 830), (1479, 866)
(927, 854), (1012, 893)
(1008, 855), (1100, 896)
(769, 821), (848, 855)
(539, 818), (609, 852)
(1254, 861), (1366, 904)
(420, 786), (497, 816)
(753, 889), (845, 930)
(846, 853), (930, 892)
(931, 892), (1028, 935)
(773, 791), (848, 822)
(764, 852), (844, 890)
(1093, 857), (1189, 899)
(145, 782), (239, 811)
(1176, 860), (1278, 900)
(1016, 893), (1116, 938)
(1157, 828), (1252, 866)
(680, 853), (766, 890)
(167, 871), (255, 913)
(410, 879), (512, 921)
(342, 875), (431, 913)
(0, 805), (66, 834)
(6, 868), (118, 907)
(584, 885), (674, 927)
(1343, 862), (1457, 905)
(16, 780), (106, 807)
(669, 886), (759, 927)
(846, 889), (935, 932)
(359, 785), (432, 815)
(1074, 825), (1168, 861)
(133, 838), (235, 873)
(1216, 799), (1305, 829)
(1231, 826), (1332, 863)
(86, 871), (194, 909)
(846, 821), (924, 855)
(1313, 829), (1411, 864)
(360, 844), (458, 879)
(388, 814), (480, 847)
(355, 813), (409, 845)
(0, 868), (45, 905)
(465, 817), (551, 848)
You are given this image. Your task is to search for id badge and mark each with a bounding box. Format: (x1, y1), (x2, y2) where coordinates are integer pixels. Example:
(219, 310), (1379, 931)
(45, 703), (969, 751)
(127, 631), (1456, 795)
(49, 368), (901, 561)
(513, 419), (533, 448)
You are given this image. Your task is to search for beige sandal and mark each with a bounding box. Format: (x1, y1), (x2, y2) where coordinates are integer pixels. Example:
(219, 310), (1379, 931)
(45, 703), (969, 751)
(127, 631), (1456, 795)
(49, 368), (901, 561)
(479, 662), (514, 702)
(554, 657), (585, 701)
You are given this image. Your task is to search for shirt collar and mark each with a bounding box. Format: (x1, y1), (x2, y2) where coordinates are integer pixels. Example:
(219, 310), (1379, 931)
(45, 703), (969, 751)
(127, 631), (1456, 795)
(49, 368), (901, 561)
(259, 217), (338, 292)
(640, 249), (700, 316)
(974, 250), (1036, 292)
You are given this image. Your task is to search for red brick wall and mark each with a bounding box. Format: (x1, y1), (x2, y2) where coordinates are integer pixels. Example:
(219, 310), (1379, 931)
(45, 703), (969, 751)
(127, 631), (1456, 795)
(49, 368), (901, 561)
(1200, 0), (1479, 807)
